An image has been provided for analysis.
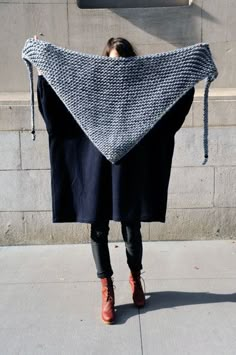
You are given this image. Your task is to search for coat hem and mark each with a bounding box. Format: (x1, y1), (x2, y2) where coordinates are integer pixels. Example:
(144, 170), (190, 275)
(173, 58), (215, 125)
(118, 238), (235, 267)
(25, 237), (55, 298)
(52, 215), (166, 224)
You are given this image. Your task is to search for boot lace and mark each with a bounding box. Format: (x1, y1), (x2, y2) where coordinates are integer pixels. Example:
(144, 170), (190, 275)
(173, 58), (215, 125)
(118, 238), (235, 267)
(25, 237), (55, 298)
(105, 277), (116, 302)
(132, 271), (146, 293)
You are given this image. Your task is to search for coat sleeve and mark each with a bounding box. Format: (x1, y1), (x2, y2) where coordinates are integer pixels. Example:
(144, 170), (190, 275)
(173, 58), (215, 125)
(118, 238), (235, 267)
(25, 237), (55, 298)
(37, 75), (82, 136)
(156, 86), (195, 135)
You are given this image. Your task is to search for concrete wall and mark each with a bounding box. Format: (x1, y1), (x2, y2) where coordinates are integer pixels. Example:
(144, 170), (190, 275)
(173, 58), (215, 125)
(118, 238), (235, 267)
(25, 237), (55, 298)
(0, 0), (235, 244)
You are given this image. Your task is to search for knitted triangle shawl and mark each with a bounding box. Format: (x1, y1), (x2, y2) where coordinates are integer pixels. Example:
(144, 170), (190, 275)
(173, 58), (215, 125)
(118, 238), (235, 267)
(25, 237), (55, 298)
(22, 38), (218, 164)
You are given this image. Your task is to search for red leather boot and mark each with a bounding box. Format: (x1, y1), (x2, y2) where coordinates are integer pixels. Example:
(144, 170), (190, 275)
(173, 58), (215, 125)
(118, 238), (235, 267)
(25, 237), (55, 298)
(101, 277), (115, 324)
(129, 271), (145, 307)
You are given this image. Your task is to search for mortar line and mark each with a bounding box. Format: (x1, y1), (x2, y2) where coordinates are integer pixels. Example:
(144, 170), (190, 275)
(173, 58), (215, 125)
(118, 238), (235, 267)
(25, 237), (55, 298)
(67, 0), (70, 47)
(18, 131), (22, 170)
(213, 166), (216, 207)
(200, 0), (203, 43)
(0, 168), (50, 171)
(0, 207), (236, 213)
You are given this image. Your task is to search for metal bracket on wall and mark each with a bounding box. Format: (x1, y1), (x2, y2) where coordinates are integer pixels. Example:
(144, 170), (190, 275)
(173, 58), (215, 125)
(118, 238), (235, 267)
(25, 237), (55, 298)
(77, 0), (190, 9)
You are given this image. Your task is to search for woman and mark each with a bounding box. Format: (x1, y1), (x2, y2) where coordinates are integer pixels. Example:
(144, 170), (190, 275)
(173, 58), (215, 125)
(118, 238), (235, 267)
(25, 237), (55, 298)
(35, 36), (195, 324)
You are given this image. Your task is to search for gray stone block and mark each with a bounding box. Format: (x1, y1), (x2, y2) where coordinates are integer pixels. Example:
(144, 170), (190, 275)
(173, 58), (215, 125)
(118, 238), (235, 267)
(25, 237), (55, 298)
(182, 106), (193, 128)
(0, 104), (45, 131)
(150, 207), (236, 240)
(201, 0), (229, 43)
(215, 167), (236, 207)
(206, 41), (236, 88)
(193, 99), (236, 127)
(173, 127), (236, 167)
(1, 207), (236, 244)
(168, 167), (214, 208)
(109, 221), (123, 241)
(68, 4), (201, 51)
(23, 212), (90, 244)
(17, 218), (150, 245)
(227, 0), (236, 42)
(0, 3), (68, 92)
(202, 0), (236, 43)
(0, 212), (24, 246)
(131, 42), (192, 56)
(209, 127), (236, 166)
(0, 170), (51, 211)
(141, 222), (150, 241)
(21, 131), (50, 170)
(173, 127), (203, 167)
(0, 131), (21, 170)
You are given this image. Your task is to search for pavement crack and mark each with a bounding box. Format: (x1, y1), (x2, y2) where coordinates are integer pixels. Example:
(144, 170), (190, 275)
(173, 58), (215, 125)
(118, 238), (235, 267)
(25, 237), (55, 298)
(138, 308), (144, 355)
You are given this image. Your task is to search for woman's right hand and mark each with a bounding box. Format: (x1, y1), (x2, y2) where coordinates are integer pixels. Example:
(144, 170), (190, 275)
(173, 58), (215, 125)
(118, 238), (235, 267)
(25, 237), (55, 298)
(34, 35), (43, 76)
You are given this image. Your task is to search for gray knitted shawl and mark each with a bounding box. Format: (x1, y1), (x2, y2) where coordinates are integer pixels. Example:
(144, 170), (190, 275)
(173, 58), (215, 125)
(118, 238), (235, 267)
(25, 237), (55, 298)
(22, 38), (218, 164)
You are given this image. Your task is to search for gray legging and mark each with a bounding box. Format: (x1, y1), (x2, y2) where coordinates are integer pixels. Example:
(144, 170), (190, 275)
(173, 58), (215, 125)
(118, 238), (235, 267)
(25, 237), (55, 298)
(90, 221), (143, 279)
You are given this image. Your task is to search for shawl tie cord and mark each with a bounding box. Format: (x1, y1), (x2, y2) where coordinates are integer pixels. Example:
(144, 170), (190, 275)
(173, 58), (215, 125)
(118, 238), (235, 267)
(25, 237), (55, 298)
(21, 38), (218, 165)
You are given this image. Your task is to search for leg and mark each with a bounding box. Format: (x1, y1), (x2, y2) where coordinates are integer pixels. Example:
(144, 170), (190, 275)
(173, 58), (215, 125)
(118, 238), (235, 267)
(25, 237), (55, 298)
(90, 220), (115, 323)
(121, 221), (143, 272)
(121, 221), (145, 307)
(90, 220), (113, 279)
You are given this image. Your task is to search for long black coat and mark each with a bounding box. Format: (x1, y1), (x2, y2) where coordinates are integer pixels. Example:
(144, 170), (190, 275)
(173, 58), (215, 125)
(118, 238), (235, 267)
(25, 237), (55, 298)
(37, 75), (194, 223)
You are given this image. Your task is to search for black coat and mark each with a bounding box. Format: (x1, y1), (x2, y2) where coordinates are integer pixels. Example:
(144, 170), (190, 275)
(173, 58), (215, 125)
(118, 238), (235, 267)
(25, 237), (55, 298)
(37, 75), (194, 223)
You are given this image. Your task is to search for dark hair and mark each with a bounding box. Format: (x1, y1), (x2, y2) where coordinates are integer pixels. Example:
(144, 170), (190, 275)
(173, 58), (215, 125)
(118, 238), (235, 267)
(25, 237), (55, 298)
(102, 37), (137, 57)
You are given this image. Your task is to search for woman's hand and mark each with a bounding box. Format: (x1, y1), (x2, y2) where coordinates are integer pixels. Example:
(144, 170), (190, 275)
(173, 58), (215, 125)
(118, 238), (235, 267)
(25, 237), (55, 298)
(34, 35), (43, 76)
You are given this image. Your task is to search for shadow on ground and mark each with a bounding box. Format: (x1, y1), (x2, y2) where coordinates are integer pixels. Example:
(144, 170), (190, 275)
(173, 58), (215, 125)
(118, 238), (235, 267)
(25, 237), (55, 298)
(114, 291), (236, 324)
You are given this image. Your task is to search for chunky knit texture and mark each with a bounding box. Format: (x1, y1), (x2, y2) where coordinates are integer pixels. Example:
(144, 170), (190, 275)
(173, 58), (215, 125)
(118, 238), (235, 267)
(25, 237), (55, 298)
(22, 38), (218, 164)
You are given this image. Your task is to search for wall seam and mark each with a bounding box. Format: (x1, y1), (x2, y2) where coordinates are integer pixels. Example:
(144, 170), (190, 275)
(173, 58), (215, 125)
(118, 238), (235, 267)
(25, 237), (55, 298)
(67, 0), (70, 46)
(18, 131), (22, 170)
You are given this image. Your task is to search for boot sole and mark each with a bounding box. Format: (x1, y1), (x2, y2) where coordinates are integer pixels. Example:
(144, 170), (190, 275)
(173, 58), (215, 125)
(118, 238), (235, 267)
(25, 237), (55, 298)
(133, 297), (145, 308)
(134, 302), (145, 308)
(102, 317), (115, 325)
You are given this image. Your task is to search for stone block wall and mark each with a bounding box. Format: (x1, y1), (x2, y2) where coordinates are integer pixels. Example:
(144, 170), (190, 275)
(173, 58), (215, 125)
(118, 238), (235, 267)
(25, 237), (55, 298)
(0, 0), (235, 244)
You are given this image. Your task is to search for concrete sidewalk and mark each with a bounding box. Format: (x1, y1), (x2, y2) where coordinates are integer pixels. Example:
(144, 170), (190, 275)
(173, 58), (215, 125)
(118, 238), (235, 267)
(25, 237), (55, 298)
(0, 240), (235, 355)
